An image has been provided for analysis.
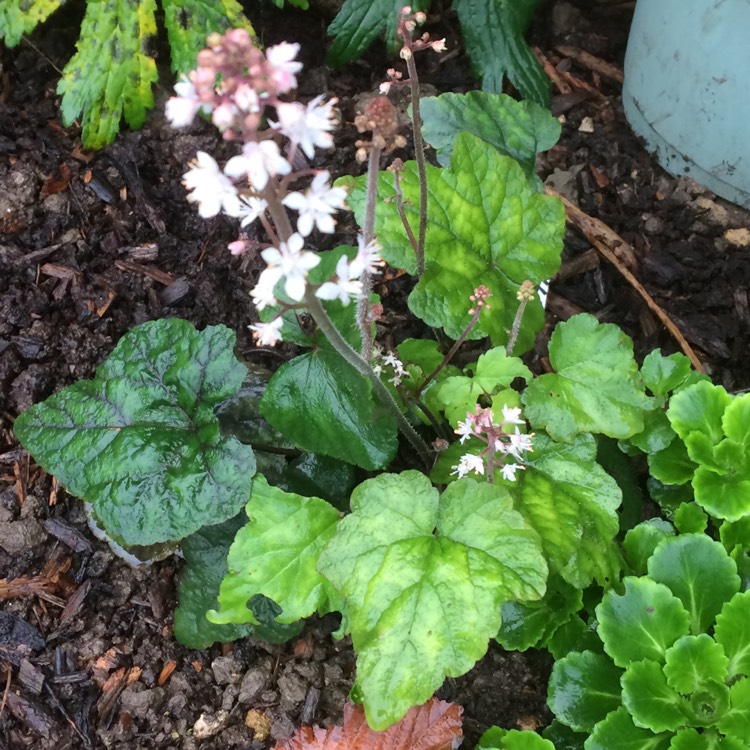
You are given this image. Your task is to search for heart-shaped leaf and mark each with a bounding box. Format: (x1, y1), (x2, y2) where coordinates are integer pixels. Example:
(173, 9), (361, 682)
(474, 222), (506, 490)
(318, 471), (546, 729)
(14, 319), (253, 546)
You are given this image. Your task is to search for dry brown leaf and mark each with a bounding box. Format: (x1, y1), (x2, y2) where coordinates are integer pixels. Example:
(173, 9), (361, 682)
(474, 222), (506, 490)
(275, 699), (462, 750)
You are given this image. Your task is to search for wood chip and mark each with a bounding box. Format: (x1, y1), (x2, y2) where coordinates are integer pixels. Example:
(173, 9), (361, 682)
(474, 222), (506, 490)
(114, 260), (174, 285)
(556, 44), (625, 84)
(157, 660), (176, 687)
(59, 579), (95, 626)
(43, 518), (92, 554)
(19, 658), (45, 695)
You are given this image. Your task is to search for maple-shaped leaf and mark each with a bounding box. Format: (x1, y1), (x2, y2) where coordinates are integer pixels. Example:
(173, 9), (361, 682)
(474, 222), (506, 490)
(275, 699), (462, 750)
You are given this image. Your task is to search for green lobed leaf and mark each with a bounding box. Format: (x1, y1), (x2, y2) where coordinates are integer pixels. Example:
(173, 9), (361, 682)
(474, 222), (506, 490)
(162, 0), (255, 73)
(716, 677), (750, 741)
(685, 681), (729, 728)
(523, 314), (651, 443)
(648, 535), (740, 635)
(0, 0), (65, 47)
(14, 319), (252, 546)
(714, 591), (750, 680)
(326, 0), (430, 66)
(542, 721), (586, 749)
(260, 348), (397, 471)
(663, 635), (729, 695)
(668, 382), (731, 460)
(585, 706), (672, 750)
(419, 91), (560, 173)
(640, 351), (703, 398)
(548, 650), (623, 733)
(175, 515), (302, 649)
(596, 577), (690, 667)
(342, 132), (564, 354)
(56, 0), (159, 149)
(623, 520), (675, 577)
(280, 453), (356, 512)
(547, 614), (602, 660)
(452, 0), (549, 105)
(497, 574), (582, 652)
(434, 347), (532, 426)
(515, 433), (622, 588)
(318, 472), (547, 730)
(209, 476), (342, 626)
(621, 659), (688, 732)
(670, 728), (745, 749)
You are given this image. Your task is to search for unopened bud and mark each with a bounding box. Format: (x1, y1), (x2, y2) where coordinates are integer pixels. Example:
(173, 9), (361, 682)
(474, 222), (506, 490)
(399, 46), (412, 60)
(431, 38), (447, 52)
(206, 32), (223, 49)
(516, 280), (536, 303)
(401, 5), (412, 15)
(355, 147), (368, 163)
(414, 11), (427, 23)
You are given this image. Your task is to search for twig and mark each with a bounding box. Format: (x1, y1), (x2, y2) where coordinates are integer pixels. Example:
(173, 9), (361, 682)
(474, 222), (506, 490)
(547, 187), (705, 373)
(555, 45), (624, 84)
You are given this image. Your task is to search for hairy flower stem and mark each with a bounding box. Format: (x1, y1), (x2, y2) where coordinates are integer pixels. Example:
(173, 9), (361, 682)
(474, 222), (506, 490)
(392, 168), (419, 260)
(404, 52), (427, 277)
(414, 306), (482, 399)
(262, 181), (295, 242)
(305, 291), (432, 467)
(356, 144), (382, 360)
(506, 298), (529, 357)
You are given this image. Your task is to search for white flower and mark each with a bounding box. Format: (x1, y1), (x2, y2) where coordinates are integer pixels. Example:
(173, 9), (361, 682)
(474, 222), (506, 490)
(451, 453), (485, 479)
(211, 101), (240, 131)
(501, 405), (524, 426)
(249, 317), (283, 346)
(282, 171), (347, 236)
(251, 267), (282, 310)
(224, 140), (291, 192)
(275, 96), (337, 159)
(166, 78), (212, 128)
(507, 428), (534, 461)
(234, 83), (260, 113)
(382, 351), (408, 386)
(349, 236), (383, 278)
(183, 151), (240, 218)
(455, 419), (475, 444)
(315, 255), (363, 306)
(260, 233), (320, 302)
(265, 42), (303, 94)
(501, 463), (524, 482)
(231, 195), (268, 227)
(431, 38), (447, 53)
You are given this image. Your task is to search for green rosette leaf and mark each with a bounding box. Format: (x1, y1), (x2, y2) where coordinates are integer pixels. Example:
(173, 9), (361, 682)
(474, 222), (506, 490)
(342, 132), (564, 353)
(523, 314), (651, 443)
(478, 726), (556, 750)
(0, 0), (65, 46)
(419, 91), (560, 173)
(162, 0), (254, 73)
(586, 706), (672, 750)
(685, 681), (729, 728)
(209, 476), (342, 626)
(14, 319), (252, 546)
(175, 515), (302, 649)
(714, 591), (750, 680)
(716, 677), (750, 742)
(640, 351), (703, 398)
(648, 535), (740, 635)
(542, 721), (587, 749)
(516, 433), (622, 588)
(596, 578), (690, 667)
(452, 0), (549, 105)
(667, 385), (750, 521)
(672, 503), (708, 534)
(318, 472), (547, 730)
(548, 650), (623, 732)
(56, 0), (159, 149)
(434, 347), (532, 425)
(663, 635), (728, 695)
(621, 659), (688, 732)
(623, 520), (675, 577)
(497, 574), (582, 651)
(647, 438), (696, 486)
(327, 0), (430, 66)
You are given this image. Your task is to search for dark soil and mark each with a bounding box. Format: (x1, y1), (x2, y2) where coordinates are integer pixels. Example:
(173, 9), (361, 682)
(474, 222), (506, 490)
(2, 0), (749, 747)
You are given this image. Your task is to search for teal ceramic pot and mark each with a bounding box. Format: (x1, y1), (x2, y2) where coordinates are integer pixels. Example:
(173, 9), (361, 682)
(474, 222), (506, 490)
(622, 0), (750, 208)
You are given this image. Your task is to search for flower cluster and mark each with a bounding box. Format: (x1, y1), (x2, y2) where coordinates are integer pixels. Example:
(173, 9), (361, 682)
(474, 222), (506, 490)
(372, 348), (409, 386)
(451, 405), (534, 482)
(167, 29), (377, 348)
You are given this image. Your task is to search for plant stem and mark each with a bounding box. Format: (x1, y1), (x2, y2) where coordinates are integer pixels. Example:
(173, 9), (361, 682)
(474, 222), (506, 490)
(414, 307), (482, 398)
(305, 290), (432, 466)
(404, 51), (427, 277)
(506, 298), (529, 357)
(356, 144), (382, 360)
(392, 168), (420, 260)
